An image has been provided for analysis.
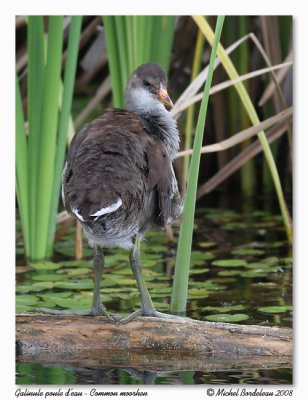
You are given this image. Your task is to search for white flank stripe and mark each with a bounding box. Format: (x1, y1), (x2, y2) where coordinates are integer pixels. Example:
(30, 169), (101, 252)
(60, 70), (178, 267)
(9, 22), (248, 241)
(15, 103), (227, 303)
(90, 198), (122, 218)
(72, 208), (85, 222)
(61, 162), (67, 207)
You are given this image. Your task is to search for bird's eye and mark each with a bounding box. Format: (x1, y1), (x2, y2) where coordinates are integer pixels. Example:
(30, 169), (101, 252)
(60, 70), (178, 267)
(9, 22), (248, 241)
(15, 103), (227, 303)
(143, 79), (151, 87)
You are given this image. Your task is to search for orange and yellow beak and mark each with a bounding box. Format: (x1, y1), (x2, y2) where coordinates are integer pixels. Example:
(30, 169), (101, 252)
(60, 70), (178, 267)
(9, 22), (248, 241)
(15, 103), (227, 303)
(157, 86), (173, 109)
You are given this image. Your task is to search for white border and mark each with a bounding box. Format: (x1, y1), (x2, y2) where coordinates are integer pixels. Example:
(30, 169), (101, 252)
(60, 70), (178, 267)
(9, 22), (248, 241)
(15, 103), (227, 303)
(2, 1), (307, 398)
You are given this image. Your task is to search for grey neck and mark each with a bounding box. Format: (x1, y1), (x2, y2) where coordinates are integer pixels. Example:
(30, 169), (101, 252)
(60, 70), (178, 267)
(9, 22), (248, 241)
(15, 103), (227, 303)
(125, 90), (179, 160)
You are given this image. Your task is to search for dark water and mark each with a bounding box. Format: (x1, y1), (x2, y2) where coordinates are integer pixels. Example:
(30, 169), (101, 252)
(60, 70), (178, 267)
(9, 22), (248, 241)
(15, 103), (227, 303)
(16, 194), (293, 385)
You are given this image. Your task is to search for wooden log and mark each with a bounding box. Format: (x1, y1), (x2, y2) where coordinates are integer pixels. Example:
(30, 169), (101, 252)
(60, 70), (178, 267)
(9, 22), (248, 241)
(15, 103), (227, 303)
(16, 314), (292, 373)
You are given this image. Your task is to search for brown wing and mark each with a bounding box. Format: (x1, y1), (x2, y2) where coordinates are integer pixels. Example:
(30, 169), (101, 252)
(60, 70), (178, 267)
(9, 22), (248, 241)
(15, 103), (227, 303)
(62, 109), (151, 220)
(147, 139), (183, 227)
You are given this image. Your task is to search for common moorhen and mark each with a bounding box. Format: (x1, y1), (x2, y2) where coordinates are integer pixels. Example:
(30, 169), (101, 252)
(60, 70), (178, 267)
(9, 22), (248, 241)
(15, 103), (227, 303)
(39, 63), (183, 323)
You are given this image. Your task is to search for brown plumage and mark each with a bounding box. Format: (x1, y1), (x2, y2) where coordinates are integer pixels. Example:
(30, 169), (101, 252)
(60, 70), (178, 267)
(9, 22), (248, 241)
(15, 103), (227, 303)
(63, 109), (181, 249)
(40, 63), (183, 323)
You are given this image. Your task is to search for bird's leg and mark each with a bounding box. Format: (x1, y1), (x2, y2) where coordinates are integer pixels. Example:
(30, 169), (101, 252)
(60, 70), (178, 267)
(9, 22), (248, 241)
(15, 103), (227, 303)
(120, 236), (184, 324)
(36, 245), (115, 323)
(90, 245), (114, 320)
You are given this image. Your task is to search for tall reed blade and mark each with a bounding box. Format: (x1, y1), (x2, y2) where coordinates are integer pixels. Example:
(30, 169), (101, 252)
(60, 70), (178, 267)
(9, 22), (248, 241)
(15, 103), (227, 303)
(35, 16), (64, 260)
(16, 78), (30, 256)
(27, 16), (45, 258)
(181, 29), (204, 191)
(47, 16), (82, 255)
(103, 16), (123, 107)
(171, 16), (225, 313)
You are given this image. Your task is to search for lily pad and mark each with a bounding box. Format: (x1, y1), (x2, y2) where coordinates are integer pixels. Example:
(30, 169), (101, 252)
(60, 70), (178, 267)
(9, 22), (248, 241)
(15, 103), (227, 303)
(205, 313), (249, 322)
(16, 304), (34, 313)
(64, 268), (92, 277)
(16, 285), (39, 293)
(54, 280), (93, 290)
(203, 304), (246, 312)
(58, 260), (93, 268)
(29, 261), (62, 271)
(199, 242), (217, 249)
(53, 297), (92, 310)
(187, 288), (209, 299)
(212, 259), (247, 268)
(189, 281), (226, 291)
(150, 286), (172, 294)
(189, 268), (210, 275)
(258, 306), (292, 314)
(231, 248), (265, 256)
(191, 251), (215, 264)
(32, 281), (55, 290)
(32, 274), (66, 282)
(16, 294), (39, 306)
(218, 270), (242, 277)
(261, 256), (280, 265)
(245, 262), (271, 269)
(16, 266), (34, 274)
(38, 291), (73, 301)
(37, 299), (57, 309)
(240, 271), (268, 278)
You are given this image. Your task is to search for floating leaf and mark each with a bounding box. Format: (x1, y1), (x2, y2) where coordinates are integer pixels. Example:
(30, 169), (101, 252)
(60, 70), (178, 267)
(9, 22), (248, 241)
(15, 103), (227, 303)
(187, 288), (209, 299)
(54, 280), (93, 290)
(231, 248), (265, 256)
(188, 251), (215, 267)
(16, 266), (34, 274)
(212, 259), (247, 267)
(258, 306), (292, 314)
(16, 294), (39, 306)
(152, 302), (170, 310)
(150, 286), (172, 294)
(240, 271), (268, 278)
(32, 281), (55, 290)
(261, 256), (280, 265)
(211, 277), (237, 283)
(16, 305), (34, 313)
(280, 257), (293, 264)
(114, 278), (137, 286)
(189, 268), (210, 275)
(29, 261), (62, 271)
(203, 304), (246, 312)
(38, 291), (73, 301)
(245, 262), (271, 269)
(37, 299), (57, 309)
(54, 297), (91, 309)
(64, 268), (92, 277)
(32, 274), (66, 282)
(189, 281), (226, 291)
(16, 285), (38, 293)
(205, 313), (249, 322)
(218, 270), (242, 277)
(58, 259), (93, 268)
(199, 242), (217, 249)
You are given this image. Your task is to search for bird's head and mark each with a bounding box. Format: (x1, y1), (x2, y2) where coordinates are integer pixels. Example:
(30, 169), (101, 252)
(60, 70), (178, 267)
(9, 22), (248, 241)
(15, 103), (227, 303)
(125, 63), (173, 114)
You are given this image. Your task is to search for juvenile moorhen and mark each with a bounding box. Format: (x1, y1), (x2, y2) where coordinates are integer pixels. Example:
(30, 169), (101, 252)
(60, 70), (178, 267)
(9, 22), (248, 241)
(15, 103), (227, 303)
(39, 63), (183, 323)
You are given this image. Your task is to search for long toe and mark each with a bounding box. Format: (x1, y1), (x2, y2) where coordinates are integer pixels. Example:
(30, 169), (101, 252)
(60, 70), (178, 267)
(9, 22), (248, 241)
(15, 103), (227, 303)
(35, 307), (117, 324)
(119, 308), (189, 324)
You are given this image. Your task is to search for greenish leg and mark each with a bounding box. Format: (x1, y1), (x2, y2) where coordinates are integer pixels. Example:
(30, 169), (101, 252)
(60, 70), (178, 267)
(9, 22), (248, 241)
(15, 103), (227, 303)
(120, 236), (187, 324)
(36, 245), (115, 322)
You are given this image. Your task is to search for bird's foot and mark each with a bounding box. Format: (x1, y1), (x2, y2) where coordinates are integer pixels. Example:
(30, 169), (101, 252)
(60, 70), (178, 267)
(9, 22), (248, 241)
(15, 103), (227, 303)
(119, 307), (187, 325)
(36, 305), (116, 324)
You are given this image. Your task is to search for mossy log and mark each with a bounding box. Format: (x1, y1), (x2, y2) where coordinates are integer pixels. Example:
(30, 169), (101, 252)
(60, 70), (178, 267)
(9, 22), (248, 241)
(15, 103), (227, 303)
(16, 314), (292, 371)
